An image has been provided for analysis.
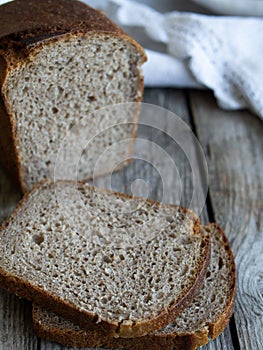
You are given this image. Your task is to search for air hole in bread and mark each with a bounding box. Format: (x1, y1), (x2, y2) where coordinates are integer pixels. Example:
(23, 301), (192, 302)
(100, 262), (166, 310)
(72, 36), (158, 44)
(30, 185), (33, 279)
(218, 257), (224, 270)
(52, 107), (59, 114)
(33, 234), (45, 245)
(102, 255), (114, 264)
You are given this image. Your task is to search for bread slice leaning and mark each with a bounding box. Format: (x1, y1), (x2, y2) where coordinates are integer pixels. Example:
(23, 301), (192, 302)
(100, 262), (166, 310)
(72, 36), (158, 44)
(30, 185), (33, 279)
(0, 0), (146, 192)
(0, 180), (210, 338)
(33, 223), (236, 350)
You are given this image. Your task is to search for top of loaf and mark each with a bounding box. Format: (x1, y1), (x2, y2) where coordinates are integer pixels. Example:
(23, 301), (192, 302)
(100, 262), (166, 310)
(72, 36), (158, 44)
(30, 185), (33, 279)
(0, 0), (130, 49)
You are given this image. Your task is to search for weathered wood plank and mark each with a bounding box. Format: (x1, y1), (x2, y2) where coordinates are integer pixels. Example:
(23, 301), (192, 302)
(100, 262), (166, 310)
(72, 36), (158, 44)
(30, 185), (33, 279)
(190, 90), (263, 350)
(0, 292), (37, 350)
(0, 167), (37, 350)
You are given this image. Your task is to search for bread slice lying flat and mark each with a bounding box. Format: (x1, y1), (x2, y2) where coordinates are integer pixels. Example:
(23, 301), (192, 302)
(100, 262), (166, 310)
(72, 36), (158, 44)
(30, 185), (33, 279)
(32, 223), (236, 350)
(0, 0), (146, 192)
(0, 180), (210, 338)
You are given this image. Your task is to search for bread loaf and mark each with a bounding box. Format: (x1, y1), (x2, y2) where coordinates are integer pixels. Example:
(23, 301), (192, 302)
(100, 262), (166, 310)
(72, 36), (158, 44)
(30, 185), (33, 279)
(33, 223), (236, 350)
(0, 0), (146, 192)
(0, 180), (210, 338)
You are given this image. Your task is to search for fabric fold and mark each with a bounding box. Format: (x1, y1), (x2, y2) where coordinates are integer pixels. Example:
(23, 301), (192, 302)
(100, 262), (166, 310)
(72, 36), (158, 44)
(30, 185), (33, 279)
(84, 0), (263, 118)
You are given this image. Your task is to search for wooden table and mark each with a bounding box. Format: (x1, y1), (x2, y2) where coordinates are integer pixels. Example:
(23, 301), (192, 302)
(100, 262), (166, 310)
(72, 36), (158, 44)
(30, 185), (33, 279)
(0, 88), (262, 349)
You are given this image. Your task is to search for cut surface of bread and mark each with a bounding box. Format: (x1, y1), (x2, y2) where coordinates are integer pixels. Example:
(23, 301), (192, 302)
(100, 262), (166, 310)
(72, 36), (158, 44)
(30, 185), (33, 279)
(0, 180), (210, 338)
(33, 223), (236, 350)
(0, 0), (146, 192)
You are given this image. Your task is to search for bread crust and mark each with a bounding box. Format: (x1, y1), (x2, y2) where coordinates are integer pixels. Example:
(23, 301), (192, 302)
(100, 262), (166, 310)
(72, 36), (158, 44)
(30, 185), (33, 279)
(0, 179), (210, 338)
(0, 90), (20, 185)
(32, 223), (236, 349)
(208, 224), (236, 340)
(0, 0), (146, 192)
(33, 313), (209, 350)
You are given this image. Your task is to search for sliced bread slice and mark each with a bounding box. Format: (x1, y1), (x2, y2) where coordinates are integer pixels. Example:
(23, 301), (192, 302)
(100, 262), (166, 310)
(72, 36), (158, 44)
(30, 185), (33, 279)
(33, 223), (236, 350)
(0, 180), (210, 338)
(0, 0), (146, 192)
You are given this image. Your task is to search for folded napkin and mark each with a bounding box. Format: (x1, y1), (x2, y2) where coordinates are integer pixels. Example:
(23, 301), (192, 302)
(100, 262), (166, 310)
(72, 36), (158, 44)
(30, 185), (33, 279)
(83, 0), (263, 119)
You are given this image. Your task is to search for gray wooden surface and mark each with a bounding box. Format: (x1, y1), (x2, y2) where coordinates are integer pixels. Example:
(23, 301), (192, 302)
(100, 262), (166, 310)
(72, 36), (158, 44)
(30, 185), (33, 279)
(0, 88), (262, 349)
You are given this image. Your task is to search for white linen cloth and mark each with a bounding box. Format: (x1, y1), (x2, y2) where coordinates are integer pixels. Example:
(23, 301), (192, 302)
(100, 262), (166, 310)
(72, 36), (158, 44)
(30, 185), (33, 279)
(84, 0), (263, 119)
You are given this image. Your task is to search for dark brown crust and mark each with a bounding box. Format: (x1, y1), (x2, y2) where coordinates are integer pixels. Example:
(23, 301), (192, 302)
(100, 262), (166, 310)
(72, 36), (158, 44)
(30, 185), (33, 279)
(208, 223), (236, 340)
(33, 223), (236, 349)
(0, 0), (124, 43)
(0, 0), (146, 193)
(0, 50), (24, 190)
(0, 179), (209, 339)
(0, 88), (20, 185)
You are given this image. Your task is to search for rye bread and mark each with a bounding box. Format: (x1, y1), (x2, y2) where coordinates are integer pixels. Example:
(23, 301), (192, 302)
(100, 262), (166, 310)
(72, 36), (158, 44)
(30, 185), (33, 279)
(0, 179), (210, 338)
(33, 223), (236, 349)
(0, 0), (146, 192)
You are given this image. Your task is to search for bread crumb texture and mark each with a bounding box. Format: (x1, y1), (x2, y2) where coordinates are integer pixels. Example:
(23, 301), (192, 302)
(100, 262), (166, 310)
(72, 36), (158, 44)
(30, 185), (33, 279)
(0, 181), (206, 325)
(3, 34), (144, 190)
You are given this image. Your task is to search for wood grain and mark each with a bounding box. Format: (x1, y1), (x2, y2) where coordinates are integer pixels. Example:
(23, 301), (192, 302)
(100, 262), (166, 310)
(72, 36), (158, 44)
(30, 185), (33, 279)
(190, 90), (263, 350)
(0, 292), (37, 350)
